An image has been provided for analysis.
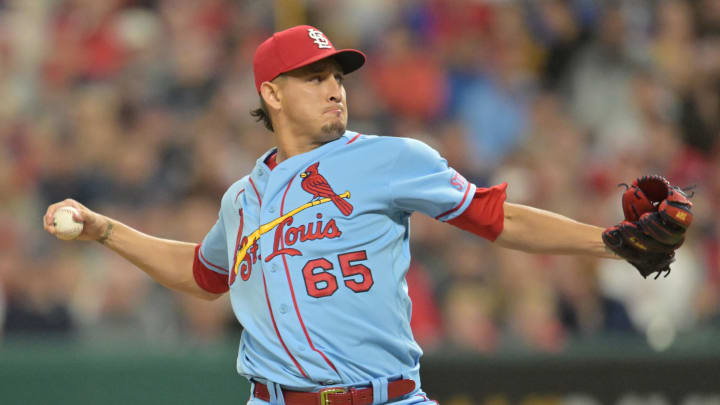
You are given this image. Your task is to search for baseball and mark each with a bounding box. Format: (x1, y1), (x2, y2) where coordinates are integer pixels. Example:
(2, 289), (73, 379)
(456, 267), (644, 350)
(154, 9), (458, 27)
(53, 206), (84, 240)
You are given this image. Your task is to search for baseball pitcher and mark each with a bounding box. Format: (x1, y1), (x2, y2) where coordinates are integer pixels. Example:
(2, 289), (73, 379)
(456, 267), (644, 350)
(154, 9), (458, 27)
(43, 26), (693, 404)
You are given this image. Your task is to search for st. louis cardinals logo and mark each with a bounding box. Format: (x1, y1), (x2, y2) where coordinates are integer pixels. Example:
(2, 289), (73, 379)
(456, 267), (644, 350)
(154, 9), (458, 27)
(230, 162), (352, 284)
(308, 28), (332, 49)
(300, 162), (353, 216)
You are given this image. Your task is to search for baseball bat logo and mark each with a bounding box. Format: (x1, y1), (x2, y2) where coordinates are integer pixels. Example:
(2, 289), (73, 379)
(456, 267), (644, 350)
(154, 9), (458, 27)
(230, 191), (351, 283)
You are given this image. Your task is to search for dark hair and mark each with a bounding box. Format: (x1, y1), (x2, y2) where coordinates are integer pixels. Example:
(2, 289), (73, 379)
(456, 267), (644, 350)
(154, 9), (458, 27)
(250, 97), (273, 132)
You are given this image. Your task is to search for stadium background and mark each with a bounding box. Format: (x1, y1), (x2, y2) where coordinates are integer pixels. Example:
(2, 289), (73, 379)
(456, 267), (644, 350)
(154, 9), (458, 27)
(1, 0), (719, 404)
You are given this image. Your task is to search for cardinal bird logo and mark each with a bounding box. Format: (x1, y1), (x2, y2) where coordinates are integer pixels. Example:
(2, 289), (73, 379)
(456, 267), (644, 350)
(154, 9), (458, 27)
(300, 162), (353, 216)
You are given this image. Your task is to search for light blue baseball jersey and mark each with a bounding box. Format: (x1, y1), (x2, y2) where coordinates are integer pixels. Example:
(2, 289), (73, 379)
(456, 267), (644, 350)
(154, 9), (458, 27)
(198, 131), (476, 391)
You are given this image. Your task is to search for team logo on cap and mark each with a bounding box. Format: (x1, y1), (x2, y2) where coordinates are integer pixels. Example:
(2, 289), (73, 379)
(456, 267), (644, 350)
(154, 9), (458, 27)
(308, 28), (332, 49)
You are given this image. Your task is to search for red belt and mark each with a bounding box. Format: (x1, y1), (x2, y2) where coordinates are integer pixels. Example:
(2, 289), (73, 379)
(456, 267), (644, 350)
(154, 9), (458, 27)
(253, 379), (415, 405)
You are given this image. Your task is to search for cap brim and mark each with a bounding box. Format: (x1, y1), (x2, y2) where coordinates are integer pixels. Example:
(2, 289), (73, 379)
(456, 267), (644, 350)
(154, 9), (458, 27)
(332, 49), (366, 75)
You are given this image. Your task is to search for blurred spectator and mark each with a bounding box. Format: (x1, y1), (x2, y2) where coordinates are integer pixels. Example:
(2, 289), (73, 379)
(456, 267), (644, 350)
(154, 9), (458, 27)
(496, 249), (566, 352)
(451, 3), (537, 179)
(531, 0), (591, 92)
(442, 281), (499, 353)
(3, 249), (79, 338)
(568, 3), (644, 158)
(369, 26), (449, 121)
(407, 262), (443, 350)
(554, 257), (635, 336)
(44, 0), (129, 86)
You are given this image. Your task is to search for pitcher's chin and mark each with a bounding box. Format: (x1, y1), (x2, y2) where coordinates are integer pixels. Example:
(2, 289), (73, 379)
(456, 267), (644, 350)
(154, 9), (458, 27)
(320, 121), (346, 139)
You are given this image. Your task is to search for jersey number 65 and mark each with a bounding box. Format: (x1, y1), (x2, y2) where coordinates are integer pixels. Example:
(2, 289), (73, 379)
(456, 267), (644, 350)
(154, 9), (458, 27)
(302, 250), (374, 298)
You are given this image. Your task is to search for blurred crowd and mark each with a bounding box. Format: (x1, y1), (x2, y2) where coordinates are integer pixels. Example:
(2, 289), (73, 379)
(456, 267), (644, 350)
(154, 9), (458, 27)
(1, 0), (719, 354)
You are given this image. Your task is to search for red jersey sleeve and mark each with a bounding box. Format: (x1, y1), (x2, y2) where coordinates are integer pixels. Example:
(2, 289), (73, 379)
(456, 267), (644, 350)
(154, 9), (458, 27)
(193, 244), (230, 294)
(447, 182), (507, 242)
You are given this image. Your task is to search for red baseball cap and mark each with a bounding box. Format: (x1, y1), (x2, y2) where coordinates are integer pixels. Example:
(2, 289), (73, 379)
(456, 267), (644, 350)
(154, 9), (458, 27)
(253, 25), (366, 93)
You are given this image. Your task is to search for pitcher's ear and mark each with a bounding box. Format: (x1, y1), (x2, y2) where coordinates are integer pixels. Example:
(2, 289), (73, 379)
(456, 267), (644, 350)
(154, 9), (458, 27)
(260, 81), (282, 110)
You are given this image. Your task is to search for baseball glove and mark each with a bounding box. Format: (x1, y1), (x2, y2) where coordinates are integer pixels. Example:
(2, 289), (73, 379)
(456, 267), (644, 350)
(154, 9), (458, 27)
(602, 175), (693, 279)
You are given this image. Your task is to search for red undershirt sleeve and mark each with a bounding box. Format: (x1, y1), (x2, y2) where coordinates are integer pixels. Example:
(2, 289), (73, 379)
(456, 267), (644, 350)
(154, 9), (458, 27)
(447, 182), (507, 242)
(192, 244), (230, 294)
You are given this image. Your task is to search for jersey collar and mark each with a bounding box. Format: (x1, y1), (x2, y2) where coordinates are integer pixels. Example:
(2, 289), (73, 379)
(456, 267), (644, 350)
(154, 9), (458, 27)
(255, 131), (357, 173)
(264, 150), (278, 170)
